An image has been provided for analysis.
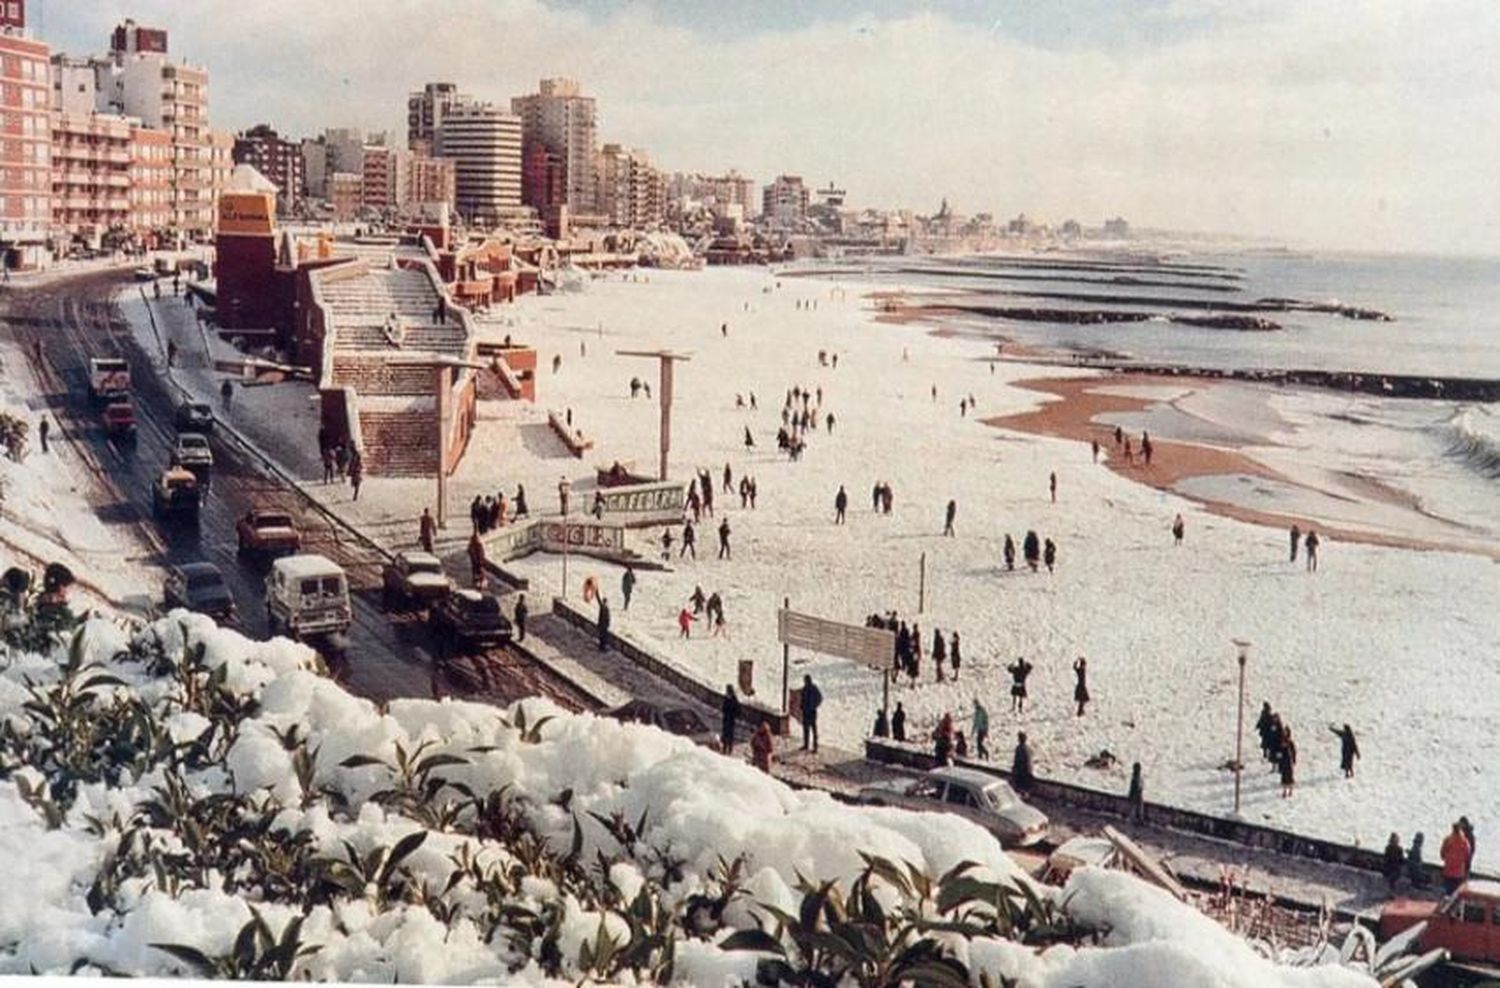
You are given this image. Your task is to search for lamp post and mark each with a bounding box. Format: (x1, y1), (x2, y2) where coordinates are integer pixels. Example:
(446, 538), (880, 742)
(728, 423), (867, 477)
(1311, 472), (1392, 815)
(560, 495), (570, 599)
(1232, 639), (1251, 815)
(387, 354), (487, 529)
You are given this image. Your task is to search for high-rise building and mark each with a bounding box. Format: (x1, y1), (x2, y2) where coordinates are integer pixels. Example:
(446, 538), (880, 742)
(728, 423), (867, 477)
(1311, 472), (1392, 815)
(232, 124), (304, 214)
(51, 111), (132, 246)
(406, 150), (455, 215)
(301, 136), (327, 199)
(672, 170), (758, 219)
(360, 144), (410, 216)
(512, 78), (597, 213)
(762, 174), (809, 229)
(0, 6), (51, 268)
(436, 102), (522, 225)
(407, 82), (464, 149)
(595, 144), (664, 229)
(129, 125), (172, 236)
(327, 172), (362, 221)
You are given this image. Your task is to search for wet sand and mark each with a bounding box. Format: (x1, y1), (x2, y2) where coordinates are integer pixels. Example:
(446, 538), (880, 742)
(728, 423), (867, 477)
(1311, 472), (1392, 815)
(985, 374), (1498, 559)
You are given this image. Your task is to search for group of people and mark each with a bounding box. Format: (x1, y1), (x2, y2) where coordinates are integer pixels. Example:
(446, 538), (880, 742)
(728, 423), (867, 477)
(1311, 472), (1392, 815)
(1289, 524), (1322, 571)
(1002, 530), (1058, 573)
(719, 686), (776, 773)
(679, 585), (728, 638)
(469, 485), (529, 534)
(1255, 702), (1301, 797)
(1103, 425), (1154, 467)
(1383, 817), (1478, 894)
(317, 427), (363, 495)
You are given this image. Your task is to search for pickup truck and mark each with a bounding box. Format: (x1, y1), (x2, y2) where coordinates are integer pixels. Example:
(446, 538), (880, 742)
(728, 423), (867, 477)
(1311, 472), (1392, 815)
(236, 509), (302, 557)
(102, 400), (137, 442)
(381, 550), (453, 609)
(88, 357), (130, 402)
(151, 468), (201, 518)
(1381, 880), (1500, 968)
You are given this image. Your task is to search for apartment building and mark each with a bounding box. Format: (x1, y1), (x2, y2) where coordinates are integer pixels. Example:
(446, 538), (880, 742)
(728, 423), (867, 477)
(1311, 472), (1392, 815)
(0, 4), (51, 268)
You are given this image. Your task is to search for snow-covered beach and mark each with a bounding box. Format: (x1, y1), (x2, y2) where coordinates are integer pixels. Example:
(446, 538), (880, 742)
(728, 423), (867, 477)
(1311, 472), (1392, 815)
(468, 264), (1500, 868)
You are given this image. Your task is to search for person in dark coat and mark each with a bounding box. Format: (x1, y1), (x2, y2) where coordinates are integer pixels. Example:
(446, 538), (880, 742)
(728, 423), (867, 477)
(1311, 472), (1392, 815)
(800, 674), (823, 753)
(621, 565), (637, 611)
(1003, 534), (1016, 572)
(37, 416), (48, 454)
(1172, 514), (1185, 545)
(1007, 657), (1034, 713)
(513, 484), (529, 517)
(1305, 530), (1320, 572)
(420, 508), (437, 554)
(513, 594), (528, 642)
(1023, 531), (1040, 572)
(721, 686), (741, 753)
(717, 518), (732, 560)
(1383, 833), (1405, 892)
(950, 631), (962, 680)
(1073, 657), (1090, 717)
(1043, 538), (1057, 573)
(1256, 702), (1275, 762)
(943, 499), (956, 536)
(597, 597), (611, 651)
(891, 702), (907, 742)
(469, 495), (485, 532)
(1277, 727), (1297, 797)
(681, 521), (696, 558)
(1330, 723), (1360, 777)
(933, 712), (955, 765)
(1290, 524), (1301, 562)
(467, 533), (487, 587)
(1127, 762), (1146, 822)
(1012, 731), (1034, 789)
(834, 485), (848, 524)
(872, 707), (890, 738)
(1406, 833), (1427, 888)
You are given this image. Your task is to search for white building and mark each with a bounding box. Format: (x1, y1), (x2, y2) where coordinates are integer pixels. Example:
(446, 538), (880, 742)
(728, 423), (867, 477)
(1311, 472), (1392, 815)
(436, 102), (522, 225)
(511, 77), (597, 213)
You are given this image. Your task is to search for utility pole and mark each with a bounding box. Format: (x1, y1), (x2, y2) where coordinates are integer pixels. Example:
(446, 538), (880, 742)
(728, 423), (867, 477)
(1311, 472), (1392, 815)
(1232, 639), (1251, 815)
(781, 596), (790, 716)
(387, 354), (486, 531)
(617, 348), (693, 480)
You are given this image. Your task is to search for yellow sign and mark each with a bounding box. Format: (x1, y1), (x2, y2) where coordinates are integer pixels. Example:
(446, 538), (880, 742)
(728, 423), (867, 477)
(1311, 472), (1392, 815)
(217, 192), (274, 237)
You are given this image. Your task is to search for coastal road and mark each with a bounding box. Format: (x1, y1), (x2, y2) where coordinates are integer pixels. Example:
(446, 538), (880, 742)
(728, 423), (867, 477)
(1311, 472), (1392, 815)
(0, 268), (595, 712)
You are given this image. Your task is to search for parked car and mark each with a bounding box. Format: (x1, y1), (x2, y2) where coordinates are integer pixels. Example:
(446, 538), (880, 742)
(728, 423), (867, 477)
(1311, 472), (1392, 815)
(858, 766), (1050, 848)
(381, 550), (453, 609)
(171, 432), (214, 477)
(151, 467), (201, 518)
(173, 400), (214, 433)
(236, 509), (301, 557)
(428, 589), (513, 653)
(102, 400), (137, 442)
(265, 554), (350, 640)
(88, 356), (130, 400)
(163, 561), (235, 622)
(1380, 881), (1500, 967)
(133, 266), (156, 282)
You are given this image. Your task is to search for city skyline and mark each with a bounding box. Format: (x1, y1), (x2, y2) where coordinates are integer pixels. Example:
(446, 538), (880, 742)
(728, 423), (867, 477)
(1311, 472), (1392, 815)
(33, 0), (1500, 255)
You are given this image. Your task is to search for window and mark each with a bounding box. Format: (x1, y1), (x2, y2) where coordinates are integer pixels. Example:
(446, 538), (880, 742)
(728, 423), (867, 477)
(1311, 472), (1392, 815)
(943, 785), (977, 808)
(908, 779), (942, 800)
(1461, 901), (1487, 924)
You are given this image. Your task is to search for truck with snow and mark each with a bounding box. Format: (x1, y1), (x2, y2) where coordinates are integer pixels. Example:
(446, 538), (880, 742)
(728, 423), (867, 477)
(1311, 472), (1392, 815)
(88, 357), (130, 402)
(265, 554), (351, 641)
(1380, 880), (1500, 970)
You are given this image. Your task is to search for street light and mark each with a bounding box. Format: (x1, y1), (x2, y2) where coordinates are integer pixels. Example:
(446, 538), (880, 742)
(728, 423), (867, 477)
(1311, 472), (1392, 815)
(1232, 639), (1251, 815)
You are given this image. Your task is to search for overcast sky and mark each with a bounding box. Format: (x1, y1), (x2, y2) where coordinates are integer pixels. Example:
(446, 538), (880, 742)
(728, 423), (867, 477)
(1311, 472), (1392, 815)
(36, 0), (1500, 255)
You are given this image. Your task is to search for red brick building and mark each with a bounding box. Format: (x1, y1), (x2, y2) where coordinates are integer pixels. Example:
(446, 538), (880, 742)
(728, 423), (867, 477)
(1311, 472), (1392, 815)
(0, 8), (50, 269)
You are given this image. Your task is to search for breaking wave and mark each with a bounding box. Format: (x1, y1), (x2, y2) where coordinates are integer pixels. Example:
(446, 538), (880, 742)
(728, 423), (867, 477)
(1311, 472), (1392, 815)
(1444, 405), (1500, 478)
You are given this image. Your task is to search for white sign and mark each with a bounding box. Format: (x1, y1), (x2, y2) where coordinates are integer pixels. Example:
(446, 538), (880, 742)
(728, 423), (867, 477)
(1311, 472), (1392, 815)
(777, 609), (894, 669)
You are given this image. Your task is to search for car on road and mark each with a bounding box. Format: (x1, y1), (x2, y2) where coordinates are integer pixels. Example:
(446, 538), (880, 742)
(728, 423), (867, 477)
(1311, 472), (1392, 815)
(428, 589), (513, 653)
(265, 554), (351, 640)
(173, 401), (214, 433)
(381, 550), (453, 609)
(152, 467), (201, 518)
(1380, 880), (1500, 967)
(88, 357), (130, 401)
(236, 509), (301, 557)
(163, 561), (235, 622)
(857, 766), (1050, 848)
(102, 400), (137, 442)
(133, 266), (156, 282)
(171, 432), (213, 477)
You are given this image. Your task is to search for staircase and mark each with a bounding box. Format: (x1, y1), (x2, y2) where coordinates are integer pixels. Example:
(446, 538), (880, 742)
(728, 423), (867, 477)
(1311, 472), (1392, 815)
(357, 408), (439, 476)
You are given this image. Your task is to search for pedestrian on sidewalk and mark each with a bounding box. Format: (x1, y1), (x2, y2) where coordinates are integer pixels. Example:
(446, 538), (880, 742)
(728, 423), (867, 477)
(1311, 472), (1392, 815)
(1092, 439), (1100, 463)
(334, 444), (350, 480)
(944, 499), (956, 536)
(597, 597), (611, 651)
(322, 446), (336, 484)
(513, 484), (528, 518)
(800, 674), (823, 753)
(1290, 524), (1301, 562)
(513, 593), (528, 642)
(751, 722), (774, 773)
(972, 698), (990, 759)
(1073, 657), (1090, 716)
(557, 476), (571, 516)
(220, 378), (234, 411)
(1305, 530), (1320, 572)
(1012, 731), (1034, 790)
(834, 485), (848, 524)
(37, 416), (48, 454)
(1277, 728), (1297, 797)
(621, 564), (636, 611)
(680, 521), (696, 559)
(720, 685), (740, 752)
(717, 518), (731, 559)
(1330, 722), (1360, 778)
(467, 533), (487, 588)
(1172, 513), (1185, 545)
(419, 508), (437, 554)
(1049, 471), (1057, 503)
(348, 449), (363, 501)
(891, 701), (907, 742)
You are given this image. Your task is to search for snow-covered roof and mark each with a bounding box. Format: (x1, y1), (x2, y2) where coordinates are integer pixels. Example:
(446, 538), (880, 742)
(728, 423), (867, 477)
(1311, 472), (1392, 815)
(1464, 880), (1500, 900)
(270, 553), (343, 580)
(227, 163), (277, 193)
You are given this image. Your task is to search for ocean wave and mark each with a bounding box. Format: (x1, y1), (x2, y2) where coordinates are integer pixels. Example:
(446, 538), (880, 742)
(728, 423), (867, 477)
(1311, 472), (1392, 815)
(1443, 406), (1500, 478)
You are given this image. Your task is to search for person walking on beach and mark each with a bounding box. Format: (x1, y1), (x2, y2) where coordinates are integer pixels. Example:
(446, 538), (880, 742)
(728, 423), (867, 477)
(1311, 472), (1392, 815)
(932, 627), (947, 682)
(513, 594), (528, 642)
(1290, 524), (1301, 563)
(721, 686), (740, 753)
(348, 449), (363, 501)
(751, 722), (774, 773)
(1073, 657), (1090, 717)
(677, 606), (695, 638)
(419, 508), (437, 554)
(717, 518), (732, 560)
(944, 499), (957, 536)
(1049, 471), (1057, 503)
(596, 597), (612, 651)
(1043, 537), (1057, 573)
(1092, 439), (1100, 463)
(1127, 763), (1146, 822)
(950, 631), (962, 681)
(1012, 731), (1034, 790)
(681, 521), (697, 559)
(1330, 722), (1360, 777)
(1277, 727), (1297, 797)
(1023, 531), (1040, 572)
(892, 702), (907, 742)
(800, 674), (823, 753)
(621, 564), (637, 611)
(834, 485), (848, 524)
(37, 416), (48, 454)
(1172, 513), (1185, 546)
(1007, 657), (1034, 713)
(1305, 530), (1320, 571)
(972, 698), (990, 759)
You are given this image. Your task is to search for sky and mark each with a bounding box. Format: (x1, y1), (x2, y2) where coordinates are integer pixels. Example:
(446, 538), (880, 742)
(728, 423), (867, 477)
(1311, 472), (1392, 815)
(34, 0), (1500, 255)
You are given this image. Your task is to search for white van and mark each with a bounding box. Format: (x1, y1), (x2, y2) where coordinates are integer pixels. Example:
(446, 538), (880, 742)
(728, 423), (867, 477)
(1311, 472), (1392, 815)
(265, 554), (351, 640)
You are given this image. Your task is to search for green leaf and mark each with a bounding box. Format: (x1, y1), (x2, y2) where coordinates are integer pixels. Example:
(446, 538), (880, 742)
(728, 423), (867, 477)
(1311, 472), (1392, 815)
(150, 942), (212, 974)
(338, 754), (387, 769)
(415, 752), (469, 775)
(718, 928), (785, 955)
(381, 830), (428, 884)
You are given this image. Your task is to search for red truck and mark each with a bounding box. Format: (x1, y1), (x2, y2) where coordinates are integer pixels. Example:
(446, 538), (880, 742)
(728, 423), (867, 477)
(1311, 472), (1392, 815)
(1381, 880), (1500, 969)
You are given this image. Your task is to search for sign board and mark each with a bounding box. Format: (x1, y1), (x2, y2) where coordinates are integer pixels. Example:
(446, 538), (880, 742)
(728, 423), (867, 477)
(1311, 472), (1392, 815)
(217, 191), (274, 237)
(777, 609), (895, 670)
(599, 480), (686, 526)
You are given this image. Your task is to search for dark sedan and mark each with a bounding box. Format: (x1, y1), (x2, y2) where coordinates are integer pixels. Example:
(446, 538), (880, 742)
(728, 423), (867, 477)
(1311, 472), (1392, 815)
(163, 562), (236, 623)
(428, 589), (513, 654)
(173, 401), (215, 433)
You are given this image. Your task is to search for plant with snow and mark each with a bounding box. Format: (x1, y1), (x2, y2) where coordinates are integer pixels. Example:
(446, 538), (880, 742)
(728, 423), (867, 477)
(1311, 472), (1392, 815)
(0, 411), (27, 463)
(153, 910), (319, 979)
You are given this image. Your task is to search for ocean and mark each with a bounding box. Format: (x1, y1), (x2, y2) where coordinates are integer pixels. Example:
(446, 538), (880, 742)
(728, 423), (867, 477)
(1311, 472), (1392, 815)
(827, 250), (1500, 551)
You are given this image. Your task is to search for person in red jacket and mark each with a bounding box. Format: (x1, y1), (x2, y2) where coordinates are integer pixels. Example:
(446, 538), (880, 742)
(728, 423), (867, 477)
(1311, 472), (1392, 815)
(1441, 821), (1473, 894)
